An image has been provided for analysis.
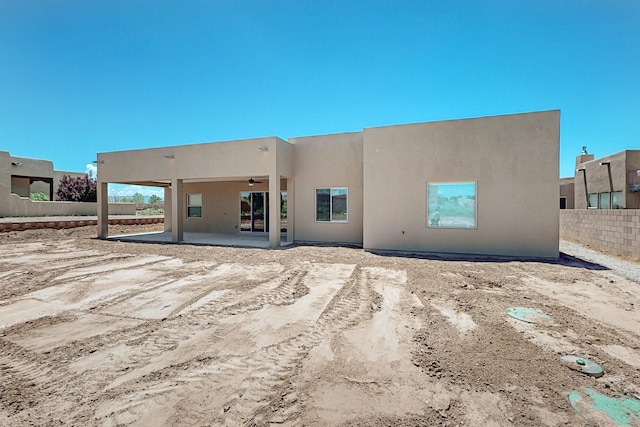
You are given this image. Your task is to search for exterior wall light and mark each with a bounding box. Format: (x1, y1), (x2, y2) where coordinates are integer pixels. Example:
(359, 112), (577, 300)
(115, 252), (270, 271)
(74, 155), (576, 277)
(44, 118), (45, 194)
(257, 146), (268, 152)
(163, 154), (175, 159)
(11, 161), (23, 166)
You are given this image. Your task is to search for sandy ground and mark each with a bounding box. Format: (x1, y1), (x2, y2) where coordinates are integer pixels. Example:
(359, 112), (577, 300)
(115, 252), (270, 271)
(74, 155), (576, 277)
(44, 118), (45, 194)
(1, 225), (640, 426)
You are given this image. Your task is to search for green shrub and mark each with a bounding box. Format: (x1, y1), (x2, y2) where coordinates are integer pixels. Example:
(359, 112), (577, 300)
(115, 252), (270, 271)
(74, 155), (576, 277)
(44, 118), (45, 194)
(30, 192), (49, 201)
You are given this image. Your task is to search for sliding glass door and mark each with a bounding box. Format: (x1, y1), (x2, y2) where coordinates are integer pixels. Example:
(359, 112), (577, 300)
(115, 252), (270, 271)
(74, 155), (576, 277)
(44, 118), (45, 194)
(240, 191), (287, 233)
(240, 192), (269, 232)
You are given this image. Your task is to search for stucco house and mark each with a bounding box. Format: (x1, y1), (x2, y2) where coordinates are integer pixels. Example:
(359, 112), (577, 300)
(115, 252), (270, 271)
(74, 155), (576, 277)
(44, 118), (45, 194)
(0, 151), (92, 217)
(96, 110), (560, 258)
(571, 149), (640, 209)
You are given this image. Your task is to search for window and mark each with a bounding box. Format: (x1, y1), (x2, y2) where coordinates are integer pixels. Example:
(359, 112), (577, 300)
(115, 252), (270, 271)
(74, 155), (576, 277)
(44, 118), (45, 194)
(560, 197), (567, 209)
(588, 193), (598, 209)
(316, 187), (348, 222)
(612, 191), (623, 209)
(427, 182), (477, 229)
(599, 192), (611, 209)
(187, 193), (202, 218)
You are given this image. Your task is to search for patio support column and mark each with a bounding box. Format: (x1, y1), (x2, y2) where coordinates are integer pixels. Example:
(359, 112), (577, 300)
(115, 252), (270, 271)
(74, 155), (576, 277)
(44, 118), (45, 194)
(171, 178), (183, 242)
(97, 181), (109, 238)
(286, 177), (294, 244)
(164, 186), (172, 232)
(269, 175), (281, 248)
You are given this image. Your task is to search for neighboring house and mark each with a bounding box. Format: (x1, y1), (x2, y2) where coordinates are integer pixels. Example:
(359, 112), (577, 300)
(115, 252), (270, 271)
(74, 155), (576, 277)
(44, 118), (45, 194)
(572, 149), (640, 209)
(1, 151), (135, 217)
(1, 151), (86, 202)
(96, 110), (560, 258)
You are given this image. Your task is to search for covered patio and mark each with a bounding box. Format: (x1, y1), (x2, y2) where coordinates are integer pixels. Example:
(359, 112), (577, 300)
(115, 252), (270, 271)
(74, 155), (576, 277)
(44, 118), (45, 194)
(96, 137), (295, 248)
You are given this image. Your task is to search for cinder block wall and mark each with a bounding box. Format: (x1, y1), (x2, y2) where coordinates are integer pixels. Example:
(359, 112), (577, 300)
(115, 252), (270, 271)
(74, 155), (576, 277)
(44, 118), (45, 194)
(560, 210), (640, 260)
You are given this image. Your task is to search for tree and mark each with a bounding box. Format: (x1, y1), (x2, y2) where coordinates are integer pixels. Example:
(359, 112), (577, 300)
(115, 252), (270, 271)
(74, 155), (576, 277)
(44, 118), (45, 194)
(56, 175), (97, 202)
(148, 194), (162, 206)
(132, 192), (145, 205)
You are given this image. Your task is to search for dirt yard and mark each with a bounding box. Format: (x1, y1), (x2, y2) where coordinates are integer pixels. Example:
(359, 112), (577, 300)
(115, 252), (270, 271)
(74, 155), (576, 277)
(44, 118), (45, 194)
(1, 226), (640, 426)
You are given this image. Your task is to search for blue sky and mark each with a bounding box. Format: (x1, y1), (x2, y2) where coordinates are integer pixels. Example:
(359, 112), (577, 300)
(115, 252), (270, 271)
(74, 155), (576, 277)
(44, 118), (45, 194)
(2, 0), (639, 197)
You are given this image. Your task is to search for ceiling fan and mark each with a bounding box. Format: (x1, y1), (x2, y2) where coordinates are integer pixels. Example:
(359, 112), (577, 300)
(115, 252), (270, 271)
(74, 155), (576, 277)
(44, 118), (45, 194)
(248, 177), (263, 187)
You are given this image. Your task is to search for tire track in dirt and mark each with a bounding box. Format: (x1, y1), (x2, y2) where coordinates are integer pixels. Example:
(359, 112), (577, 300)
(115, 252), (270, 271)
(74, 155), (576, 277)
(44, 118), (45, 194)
(212, 266), (379, 426)
(0, 254), (135, 301)
(0, 339), (56, 414)
(48, 265), (310, 394)
(218, 266), (310, 316)
(94, 266), (377, 426)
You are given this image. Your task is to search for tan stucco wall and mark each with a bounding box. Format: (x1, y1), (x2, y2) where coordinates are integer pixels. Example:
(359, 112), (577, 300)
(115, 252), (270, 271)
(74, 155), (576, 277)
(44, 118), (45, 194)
(559, 177), (575, 209)
(362, 110), (560, 258)
(179, 180), (286, 234)
(626, 151), (640, 209)
(289, 132), (364, 244)
(4, 193), (135, 217)
(11, 176), (30, 197)
(97, 137), (287, 184)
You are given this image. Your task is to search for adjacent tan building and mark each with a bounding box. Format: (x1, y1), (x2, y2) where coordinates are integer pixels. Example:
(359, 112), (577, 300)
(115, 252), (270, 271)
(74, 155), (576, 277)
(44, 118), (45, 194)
(97, 110), (561, 258)
(0, 151), (97, 217)
(571, 149), (640, 209)
(559, 177), (575, 209)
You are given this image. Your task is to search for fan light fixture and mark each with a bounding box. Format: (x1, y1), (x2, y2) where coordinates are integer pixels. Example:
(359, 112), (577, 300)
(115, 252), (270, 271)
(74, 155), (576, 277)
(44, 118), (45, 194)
(248, 178), (255, 187)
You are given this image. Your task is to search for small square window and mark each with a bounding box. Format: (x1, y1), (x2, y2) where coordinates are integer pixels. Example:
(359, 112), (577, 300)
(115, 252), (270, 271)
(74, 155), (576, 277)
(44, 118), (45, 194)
(187, 193), (202, 218)
(315, 188), (348, 222)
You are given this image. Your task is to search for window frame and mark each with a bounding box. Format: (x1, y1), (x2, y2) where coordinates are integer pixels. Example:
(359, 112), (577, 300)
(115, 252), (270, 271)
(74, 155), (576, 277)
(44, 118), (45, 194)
(315, 187), (348, 223)
(612, 191), (623, 209)
(426, 181), (478, 230)
(186, 193), (202, 218)
(598, 192), (611, 210)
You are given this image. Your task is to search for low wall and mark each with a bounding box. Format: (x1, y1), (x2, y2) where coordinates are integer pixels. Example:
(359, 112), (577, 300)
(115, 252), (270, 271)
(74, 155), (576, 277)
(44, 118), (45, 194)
(4, 194), (135, 216)
(560, 209), (640, 260)
(0, 216), (163, 232)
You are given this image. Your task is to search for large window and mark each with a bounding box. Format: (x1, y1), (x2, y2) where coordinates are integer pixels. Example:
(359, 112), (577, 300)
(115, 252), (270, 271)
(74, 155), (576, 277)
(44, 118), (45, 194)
(316, 187), (348, 222)
(187, 193), (202, 218)
(589, 191), (623, 209)
(427, 182), (477, 229)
